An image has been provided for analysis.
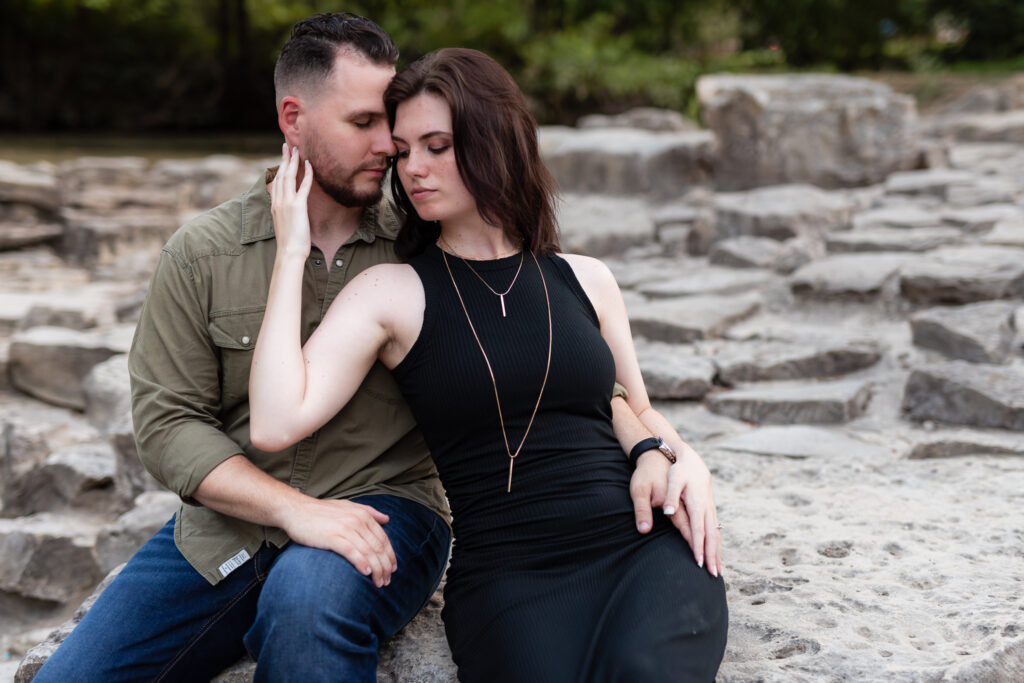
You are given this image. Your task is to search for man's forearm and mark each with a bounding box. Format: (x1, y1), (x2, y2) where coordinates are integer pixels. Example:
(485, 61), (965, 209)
(193, 454), (308, 530)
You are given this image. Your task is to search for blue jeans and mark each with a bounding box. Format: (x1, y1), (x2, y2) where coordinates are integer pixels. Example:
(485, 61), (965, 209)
(34, 495), (450, 683)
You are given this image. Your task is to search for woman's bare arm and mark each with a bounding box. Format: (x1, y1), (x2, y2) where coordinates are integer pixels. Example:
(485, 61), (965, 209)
(561, 253), (722, 577)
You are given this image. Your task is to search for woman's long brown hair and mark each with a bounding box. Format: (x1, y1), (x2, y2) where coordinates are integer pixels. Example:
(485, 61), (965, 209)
(385, 48), (560, 259)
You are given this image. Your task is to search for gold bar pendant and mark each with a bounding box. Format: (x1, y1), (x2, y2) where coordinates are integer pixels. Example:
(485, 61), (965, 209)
(506, 458), (514, 493)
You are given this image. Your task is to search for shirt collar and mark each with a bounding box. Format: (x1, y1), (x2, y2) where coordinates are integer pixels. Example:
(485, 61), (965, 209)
(239, 167), (402, 246)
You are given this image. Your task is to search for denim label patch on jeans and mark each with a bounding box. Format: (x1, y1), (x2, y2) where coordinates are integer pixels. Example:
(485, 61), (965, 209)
(218, 549), (251, 578)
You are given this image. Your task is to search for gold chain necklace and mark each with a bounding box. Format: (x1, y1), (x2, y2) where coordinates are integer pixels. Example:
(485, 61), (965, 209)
(439, 236), (524, 318)
(440, 248), (552, 493)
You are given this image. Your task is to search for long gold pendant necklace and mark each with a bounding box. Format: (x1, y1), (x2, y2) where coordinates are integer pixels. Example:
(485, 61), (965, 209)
(440, 236), (524, 317)
(440, 247), (552, 493)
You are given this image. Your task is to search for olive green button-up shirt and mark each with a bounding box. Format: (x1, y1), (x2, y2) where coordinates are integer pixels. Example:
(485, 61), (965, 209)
(129, 173), (449, 585)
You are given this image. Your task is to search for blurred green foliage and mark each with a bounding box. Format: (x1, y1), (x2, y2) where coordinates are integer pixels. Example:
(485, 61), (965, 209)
(0, 0), (1017, 132)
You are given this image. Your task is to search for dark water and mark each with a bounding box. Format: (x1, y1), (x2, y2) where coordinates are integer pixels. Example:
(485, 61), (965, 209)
(0, 133), (282, 163)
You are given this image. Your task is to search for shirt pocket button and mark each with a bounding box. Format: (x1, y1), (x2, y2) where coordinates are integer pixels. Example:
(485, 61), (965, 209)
(241, 335), (251, 345)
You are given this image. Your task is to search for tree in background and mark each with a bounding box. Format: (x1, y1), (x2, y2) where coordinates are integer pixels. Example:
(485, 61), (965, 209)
(0, 0), (1015, 133)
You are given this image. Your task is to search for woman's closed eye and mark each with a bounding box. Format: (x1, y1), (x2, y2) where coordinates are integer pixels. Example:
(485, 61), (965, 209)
(428, 145), (450, 155)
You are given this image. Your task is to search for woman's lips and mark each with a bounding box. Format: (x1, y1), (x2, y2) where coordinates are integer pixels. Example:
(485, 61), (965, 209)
(410, 188), (435, 200)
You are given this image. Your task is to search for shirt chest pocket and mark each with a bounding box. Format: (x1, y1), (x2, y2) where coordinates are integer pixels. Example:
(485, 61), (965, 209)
(208, 309), (264, 407)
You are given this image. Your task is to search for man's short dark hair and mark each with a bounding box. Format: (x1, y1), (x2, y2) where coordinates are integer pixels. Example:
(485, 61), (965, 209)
(274, 13), (399, 105)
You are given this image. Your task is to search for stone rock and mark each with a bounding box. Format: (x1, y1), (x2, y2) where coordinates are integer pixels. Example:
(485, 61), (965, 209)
(629, 293), (761, 343)
(948, 142), (1024, 171)
(539, 126), (715, 198)
(902, 361), (1024, 430)
(0, 513), (105, 602)
(636, 267), (776, 299)
(825, 227), (962, 253)
(60, 209), (179, 269)
(982, 217), (1024, 248)
(634, 341), (716, 400)
(932, 110), (1024, 144)
(706, 379), (872, 424)
(789, 254), (909, 300)
(650, 202), (717, 256)
(18, 566), (458, 683)
(772, 236), (825, 275)
(8, 325), (134, 410)
(15, 564), (125, 682)
(0, 394), (104, 515)
(0, 160), (60, 213)
(899, 246), (1024, 305)
(95, 491), (180, 574)
(0, 247), (91, 293)
(576, 107), (698, 132)
(910, 301), (1017, 364)
(0, 224), (63, 251)
(709, 236), (782, 269)
(712, 340), (881, 383)
(107, 410), (159, 500)
(14, 283), (129, 331)
(150, 155), (267, 211)
(884, 168), (978, 199)
(709, 425), (889, 459)
(851, 205), (939, 230)
(714, 184), (854, 241)
(82, 354), (131, 430)
(3, 442), (122, 517)
(697, 74), (917, 190)
(556, 194), (654, 257)
(946, 176), (1019, 206)
(0, 339), (10, 391)
(906, 428), (1024, 459)
(941, 204), (1023, 232)
(0, 292), (44, 334)
(63, 185), (182, 213)
(57, 157), (149, 192)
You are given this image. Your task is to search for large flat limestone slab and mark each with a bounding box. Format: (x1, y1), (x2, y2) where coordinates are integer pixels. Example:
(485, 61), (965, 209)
(789, 253), (909, 299)
(707, 379), (872, 424)
(825, 227), (961, 253)
(628, 293), (762, 343)
(910, 301), (1017, 364)
(712, 340), (881, 383)
(635, 341), (716, 400)
(556, 194), (654, 257)
(902, 361), (1024, 430)
(636, 267), (776, 299)
(899, 246), (1024, 304)
(714, 184), (854, 241)
(539, 126), (715, 198)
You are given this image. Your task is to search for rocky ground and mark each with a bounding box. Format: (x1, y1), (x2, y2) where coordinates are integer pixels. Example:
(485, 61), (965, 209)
(3, 74), (1024, 681)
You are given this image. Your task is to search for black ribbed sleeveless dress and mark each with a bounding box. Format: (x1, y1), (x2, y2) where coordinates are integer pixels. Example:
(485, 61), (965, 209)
(391, 245), (728, 682)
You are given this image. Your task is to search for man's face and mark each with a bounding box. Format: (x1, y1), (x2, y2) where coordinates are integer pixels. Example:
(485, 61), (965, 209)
(301, 51), (396, 208)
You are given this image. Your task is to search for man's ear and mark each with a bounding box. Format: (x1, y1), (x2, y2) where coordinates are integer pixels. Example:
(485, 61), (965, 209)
(278, 95), (303, 146)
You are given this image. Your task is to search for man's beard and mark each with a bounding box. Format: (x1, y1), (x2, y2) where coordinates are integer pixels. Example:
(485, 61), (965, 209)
(306, 140), (385, 208)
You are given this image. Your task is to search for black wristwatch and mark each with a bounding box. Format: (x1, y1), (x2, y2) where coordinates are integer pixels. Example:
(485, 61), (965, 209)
(628, 437), (677, 468)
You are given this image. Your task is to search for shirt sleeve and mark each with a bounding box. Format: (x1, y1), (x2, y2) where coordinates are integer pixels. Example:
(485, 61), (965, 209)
(128, 249), (245, 504)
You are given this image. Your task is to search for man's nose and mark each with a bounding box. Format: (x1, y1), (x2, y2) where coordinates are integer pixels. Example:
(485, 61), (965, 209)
(372, 121), (397, 156)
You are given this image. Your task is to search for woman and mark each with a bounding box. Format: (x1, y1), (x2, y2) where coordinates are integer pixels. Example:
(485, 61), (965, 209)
(251, 48), (728, 681)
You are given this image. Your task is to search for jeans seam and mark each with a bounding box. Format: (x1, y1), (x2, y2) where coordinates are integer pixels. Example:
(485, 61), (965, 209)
(402, 513), (451, 627)
(152, 575), (262, 682)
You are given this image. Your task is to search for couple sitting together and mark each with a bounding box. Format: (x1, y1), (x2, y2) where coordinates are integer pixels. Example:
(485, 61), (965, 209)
(36, 11), (727, 683)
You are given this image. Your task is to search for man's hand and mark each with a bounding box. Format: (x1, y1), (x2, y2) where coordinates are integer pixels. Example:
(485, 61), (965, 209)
(279, 497), (397, 588)
(194, 455), (397, 588)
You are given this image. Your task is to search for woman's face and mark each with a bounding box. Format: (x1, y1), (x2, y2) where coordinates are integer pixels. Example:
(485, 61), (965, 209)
(391, 92), (479, 226)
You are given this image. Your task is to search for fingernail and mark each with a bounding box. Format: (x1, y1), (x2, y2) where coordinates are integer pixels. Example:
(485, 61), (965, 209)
(711, 565), (718, 578)
(638, 521), (650, 532)
(364, 567), (372, 575)
(663, 506), (675, 515)
(392, 564), (398, 572)
(697, 557), (704, 568)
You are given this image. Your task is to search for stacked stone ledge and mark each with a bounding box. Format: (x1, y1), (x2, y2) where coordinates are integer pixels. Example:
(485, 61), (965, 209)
(3, 71), (1024, 681)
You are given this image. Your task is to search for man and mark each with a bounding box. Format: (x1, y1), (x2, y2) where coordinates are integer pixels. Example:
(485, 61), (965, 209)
(36, 13), (451, 682)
